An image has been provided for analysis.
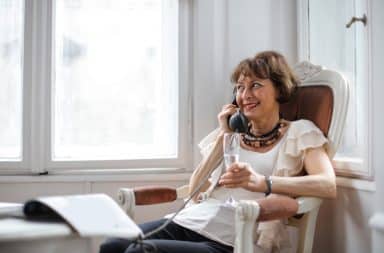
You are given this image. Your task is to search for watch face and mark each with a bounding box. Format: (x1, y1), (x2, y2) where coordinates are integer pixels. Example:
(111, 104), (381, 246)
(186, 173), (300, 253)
(265, 176), (272, 196)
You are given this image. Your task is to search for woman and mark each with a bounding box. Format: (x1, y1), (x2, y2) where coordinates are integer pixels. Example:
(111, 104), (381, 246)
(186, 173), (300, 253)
(100, 51), (336, 253)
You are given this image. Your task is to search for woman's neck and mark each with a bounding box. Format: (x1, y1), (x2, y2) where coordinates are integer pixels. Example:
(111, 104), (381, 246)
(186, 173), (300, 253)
(249, 111), (280, 136)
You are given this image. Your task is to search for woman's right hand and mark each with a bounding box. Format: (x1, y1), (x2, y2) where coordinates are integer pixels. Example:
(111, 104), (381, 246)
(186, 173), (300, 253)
(217, 103), (238, 133)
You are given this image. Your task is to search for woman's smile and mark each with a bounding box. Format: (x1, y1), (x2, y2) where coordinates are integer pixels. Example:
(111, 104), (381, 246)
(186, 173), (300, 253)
(243, 102), (260, 111)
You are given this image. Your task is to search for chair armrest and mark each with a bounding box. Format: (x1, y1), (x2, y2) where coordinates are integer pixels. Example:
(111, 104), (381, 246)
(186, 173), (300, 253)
(234, 195), (323, 253)
(118, 188), (136, 218)
(133, 186), (178, 205)
(256, 194), (299, 221)
(118, 186), (179, 218)
(234, 195), (298, 253)
(119, 186), (178, 205)
(295, 196), (322, 214)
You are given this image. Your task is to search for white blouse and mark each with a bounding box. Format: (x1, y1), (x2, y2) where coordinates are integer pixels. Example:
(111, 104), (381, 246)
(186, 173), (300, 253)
(166, 120), (328, 252)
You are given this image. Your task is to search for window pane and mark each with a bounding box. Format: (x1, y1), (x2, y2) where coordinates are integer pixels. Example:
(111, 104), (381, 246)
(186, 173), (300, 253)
(0, 0), (23, 161)
(308, 0), (366, 159)
(54, 0), (178, 160)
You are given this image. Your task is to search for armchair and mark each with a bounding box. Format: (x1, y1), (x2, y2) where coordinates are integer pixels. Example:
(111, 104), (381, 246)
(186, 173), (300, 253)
(117, 61), (349, 253)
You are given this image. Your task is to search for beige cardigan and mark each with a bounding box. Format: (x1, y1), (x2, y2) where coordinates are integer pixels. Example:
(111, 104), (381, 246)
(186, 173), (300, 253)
(198, 119), (328, 251)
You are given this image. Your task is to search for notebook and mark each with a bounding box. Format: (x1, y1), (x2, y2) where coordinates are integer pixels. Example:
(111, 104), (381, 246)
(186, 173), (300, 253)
(0, 202), (24, 217)
(22, 193), (143, 239)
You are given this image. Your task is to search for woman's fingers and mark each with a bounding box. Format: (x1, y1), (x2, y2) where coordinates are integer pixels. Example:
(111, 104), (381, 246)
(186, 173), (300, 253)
(218, 162), (260, 189)
(222, 103), (237, 110)
(226, 162), (251, 173)
(219, 163), (265, 192)
(219, 175), (250, 186)
(217, 104), (238, 132)
(221, 183), (242, 188)
(219, 167), (251, 185)
(218, 106), (237, 119)
(221, 169), (250, 179)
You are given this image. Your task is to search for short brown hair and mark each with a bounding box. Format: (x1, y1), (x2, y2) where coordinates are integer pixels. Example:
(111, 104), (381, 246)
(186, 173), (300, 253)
(230, 51), (298, 103)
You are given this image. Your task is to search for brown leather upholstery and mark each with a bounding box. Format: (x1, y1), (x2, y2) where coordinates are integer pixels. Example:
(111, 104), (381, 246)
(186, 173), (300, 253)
(134, 186), (177, 205)
(280, 85), (333, 136)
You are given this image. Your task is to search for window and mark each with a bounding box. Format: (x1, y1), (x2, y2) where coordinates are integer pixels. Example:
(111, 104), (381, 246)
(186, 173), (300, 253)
(0, 0), (190, 173)
(0, 0), (23, 162)
(298, 0), (372, 178)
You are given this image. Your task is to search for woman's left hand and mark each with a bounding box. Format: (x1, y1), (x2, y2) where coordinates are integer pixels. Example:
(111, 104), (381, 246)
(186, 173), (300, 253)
(218, 162), (266, 192)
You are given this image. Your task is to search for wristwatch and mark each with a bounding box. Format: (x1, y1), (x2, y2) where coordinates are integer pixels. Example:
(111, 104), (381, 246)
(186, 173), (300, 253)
(264, 176), (272, 196)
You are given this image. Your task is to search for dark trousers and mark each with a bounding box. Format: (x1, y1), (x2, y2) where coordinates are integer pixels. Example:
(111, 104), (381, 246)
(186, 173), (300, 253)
(99, 219), (233, 253)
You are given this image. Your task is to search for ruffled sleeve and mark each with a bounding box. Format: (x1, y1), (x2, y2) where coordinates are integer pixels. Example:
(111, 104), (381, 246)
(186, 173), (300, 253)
(274, 119), (329, 177)
(198, 128), (221, 158)
(284, 119), (328, 156)
(197, 128), (224, 198)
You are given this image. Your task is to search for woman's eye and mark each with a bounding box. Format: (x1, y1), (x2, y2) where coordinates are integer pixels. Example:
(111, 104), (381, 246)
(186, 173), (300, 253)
(236, 86), (244, 93)
(252, 82), (262, 88)
(236, 83), (262, 94)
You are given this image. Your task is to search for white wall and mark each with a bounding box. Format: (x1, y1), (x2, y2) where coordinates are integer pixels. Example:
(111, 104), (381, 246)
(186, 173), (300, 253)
(315, 186), (374, 253)
(369, 0), (384, 251)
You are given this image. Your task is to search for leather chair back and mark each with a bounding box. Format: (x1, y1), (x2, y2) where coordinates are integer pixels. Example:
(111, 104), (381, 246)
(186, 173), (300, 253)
(280, 85), (333, 136)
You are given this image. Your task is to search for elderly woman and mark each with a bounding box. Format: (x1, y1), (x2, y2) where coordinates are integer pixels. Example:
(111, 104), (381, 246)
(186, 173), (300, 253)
(100, 51), (336, 253)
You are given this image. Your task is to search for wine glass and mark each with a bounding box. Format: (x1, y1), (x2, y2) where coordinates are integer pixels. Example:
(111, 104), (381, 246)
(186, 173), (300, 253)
(223, 132), (240, 205)
(223, 132), (240, 167)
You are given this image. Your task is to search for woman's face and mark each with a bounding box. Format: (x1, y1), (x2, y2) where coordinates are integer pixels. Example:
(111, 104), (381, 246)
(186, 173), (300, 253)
(235, 74), (279, 120)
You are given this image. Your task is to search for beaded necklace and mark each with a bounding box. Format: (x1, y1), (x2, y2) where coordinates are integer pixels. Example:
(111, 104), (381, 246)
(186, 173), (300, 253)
(242, 120), (286, 148)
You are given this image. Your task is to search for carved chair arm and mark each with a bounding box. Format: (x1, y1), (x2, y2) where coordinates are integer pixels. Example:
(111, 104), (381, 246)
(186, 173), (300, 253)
(132, 186), (178, 205)
(118, 186), (185, 218)
(235, 195), (322, 253)
(234, 195), (298, 253)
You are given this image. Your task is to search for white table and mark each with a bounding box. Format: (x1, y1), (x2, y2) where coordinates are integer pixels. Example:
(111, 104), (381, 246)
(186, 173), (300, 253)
(0, 196), (138, 253)
(0, 218), (92, 253)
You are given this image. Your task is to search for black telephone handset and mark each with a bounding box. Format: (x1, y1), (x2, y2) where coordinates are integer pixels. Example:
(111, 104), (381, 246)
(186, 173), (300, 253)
(228, 97), (249, 133)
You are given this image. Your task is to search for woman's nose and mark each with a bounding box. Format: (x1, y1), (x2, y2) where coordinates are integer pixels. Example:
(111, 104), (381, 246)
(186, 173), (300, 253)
(242, 86), (254, 99)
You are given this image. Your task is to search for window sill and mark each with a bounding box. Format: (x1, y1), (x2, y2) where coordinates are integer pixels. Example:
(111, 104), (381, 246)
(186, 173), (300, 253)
(370, 212), (384, 232)
(336, 176), (376, 192)
(333, 157), (373, 180)
(0, 168), (191, 183)
(1, 168), (376, 192)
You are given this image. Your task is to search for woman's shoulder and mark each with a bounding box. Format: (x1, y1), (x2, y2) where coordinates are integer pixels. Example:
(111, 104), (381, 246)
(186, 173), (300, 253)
(284, 119), (325, 138)
(287, 119), (320, 131)
(282, 119), (328, 157)
(273, 119), (329, 176)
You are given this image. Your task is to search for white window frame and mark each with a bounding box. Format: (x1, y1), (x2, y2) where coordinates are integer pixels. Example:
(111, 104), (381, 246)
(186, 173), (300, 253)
(0, 0), (192, 174)
(297, 0), (373, 179)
